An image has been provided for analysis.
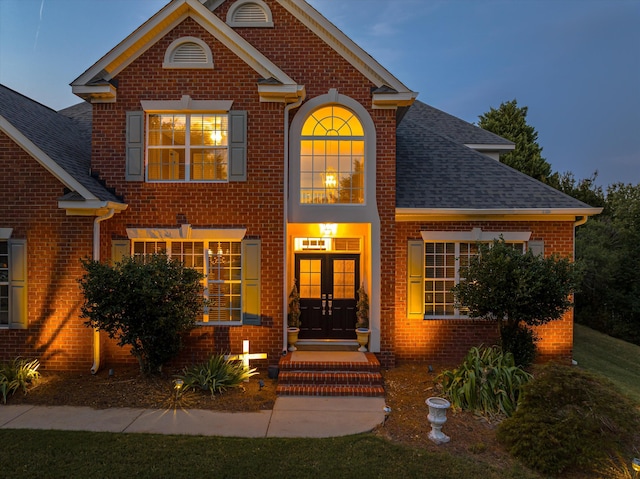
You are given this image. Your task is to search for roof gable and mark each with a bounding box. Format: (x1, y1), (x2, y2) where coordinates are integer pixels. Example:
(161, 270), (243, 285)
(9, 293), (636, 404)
(72, 0), (302, 103)
(0, 85), (121, 205)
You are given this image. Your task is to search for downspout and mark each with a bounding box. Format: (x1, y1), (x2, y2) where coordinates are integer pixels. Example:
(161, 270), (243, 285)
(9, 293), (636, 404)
(573, 216), (588, 260)
(91, 208), (116, 374)
(283, 92), (305, 352)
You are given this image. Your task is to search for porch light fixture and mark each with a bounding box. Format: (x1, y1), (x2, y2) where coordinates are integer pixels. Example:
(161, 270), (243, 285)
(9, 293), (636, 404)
(632, 458), (640, 474)
(319, 223), (337, 237)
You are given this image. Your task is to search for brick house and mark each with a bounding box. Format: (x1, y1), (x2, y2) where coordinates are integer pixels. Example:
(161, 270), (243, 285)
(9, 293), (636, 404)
(0, 0), (600, 372)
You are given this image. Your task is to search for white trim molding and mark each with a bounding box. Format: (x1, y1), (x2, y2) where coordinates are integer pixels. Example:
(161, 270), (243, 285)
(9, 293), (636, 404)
(141, 95), (233, 112)
(421, 228), (531, 243)
(127, 225), (247, 241)
(0, 229), (13, 239)
(163, 36), (214, 69)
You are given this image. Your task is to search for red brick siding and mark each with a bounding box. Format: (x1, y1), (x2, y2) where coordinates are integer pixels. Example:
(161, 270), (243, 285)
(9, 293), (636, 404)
(0, 132), (95, 370)
(91, 10), (396, 368)
(394, 220), (575, 364)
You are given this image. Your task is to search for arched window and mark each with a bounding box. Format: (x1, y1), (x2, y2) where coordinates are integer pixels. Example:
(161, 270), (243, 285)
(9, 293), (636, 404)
(163, 37), (213, 69)
(300, 106), (365, 204)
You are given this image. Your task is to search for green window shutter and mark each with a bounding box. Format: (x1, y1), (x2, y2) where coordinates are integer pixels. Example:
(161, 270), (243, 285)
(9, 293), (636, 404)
(126, 111), (144, 181)
(111, 239), (131, 264)
(242, 238), (261, 325)
(407, 240), (425, 319)
(228, 110), (247, 182)
(9, 239), (27, 329)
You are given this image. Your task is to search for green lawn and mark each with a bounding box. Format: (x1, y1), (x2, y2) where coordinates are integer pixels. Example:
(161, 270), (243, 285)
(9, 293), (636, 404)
(0, 430), (540, 479)
(573, 323), (640, 403)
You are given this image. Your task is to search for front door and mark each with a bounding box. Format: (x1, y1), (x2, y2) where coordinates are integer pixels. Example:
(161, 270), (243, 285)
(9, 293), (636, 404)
(295, 253), (359, 339)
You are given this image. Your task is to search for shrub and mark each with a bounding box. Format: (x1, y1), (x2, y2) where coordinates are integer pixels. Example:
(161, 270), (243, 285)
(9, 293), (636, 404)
(175, 354), (258, 397)
(497, 363), (640, 476)
(452, 239), (578, 367)
(499, 323), (537, 368)
(79, 254), (204, 375)
(437, 346), (532, 417)
(0, 358), (40, 403)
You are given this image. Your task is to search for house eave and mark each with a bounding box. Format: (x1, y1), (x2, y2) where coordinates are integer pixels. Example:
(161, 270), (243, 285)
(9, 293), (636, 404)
(258, 83), (306, 103)
(395, 207), (604, 222)
(464, 143), (515, 151)
(59, 200), (128, 217)
(372, 91), (418, 110)
(71, 84), (117, 104)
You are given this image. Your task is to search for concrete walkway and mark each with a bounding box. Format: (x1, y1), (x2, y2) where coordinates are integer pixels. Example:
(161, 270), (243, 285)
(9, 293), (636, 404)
(0, 396), (386, 438)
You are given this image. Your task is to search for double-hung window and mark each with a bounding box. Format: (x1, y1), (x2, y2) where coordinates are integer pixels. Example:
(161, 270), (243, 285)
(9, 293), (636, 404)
(147, 113), (229, 181)
(408, 229), (531, 319)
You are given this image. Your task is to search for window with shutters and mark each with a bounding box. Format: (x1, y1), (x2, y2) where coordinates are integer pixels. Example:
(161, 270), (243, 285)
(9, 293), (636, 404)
(132, 239), (243, 324)
(163, 37), (213, 69)
(0, 241), (8, 326)
(147, 113), (229, 182)
(227, 0), (273, 27)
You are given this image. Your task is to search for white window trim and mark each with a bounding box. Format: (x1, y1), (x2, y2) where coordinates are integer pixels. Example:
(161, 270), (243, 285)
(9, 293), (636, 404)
(163, 37), (214, 69)
(227, 0), (274, 28)
(421, 228), (531, 243)
(143, 97), (234, 183)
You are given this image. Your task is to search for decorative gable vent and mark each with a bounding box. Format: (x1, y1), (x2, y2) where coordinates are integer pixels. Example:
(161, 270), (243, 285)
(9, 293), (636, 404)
(163, 37), (213, 69)
(227, 0), (274, 27)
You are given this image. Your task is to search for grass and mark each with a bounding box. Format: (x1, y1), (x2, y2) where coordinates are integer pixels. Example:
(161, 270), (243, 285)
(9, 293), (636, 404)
(573, 323), (640, 403)
(0, 430), (540, 479)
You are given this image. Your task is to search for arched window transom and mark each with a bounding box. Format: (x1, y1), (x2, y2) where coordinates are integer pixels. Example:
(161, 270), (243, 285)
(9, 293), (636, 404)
(300, 106), (365, 204)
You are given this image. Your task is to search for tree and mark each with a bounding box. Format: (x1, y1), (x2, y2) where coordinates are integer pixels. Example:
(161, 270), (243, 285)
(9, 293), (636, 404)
(79, 254), (204, 375)
(452, 239), (578, 366)
(548, 170), (606, 208)
(478, 99), (553, 183)
(575, 182), (640, 344)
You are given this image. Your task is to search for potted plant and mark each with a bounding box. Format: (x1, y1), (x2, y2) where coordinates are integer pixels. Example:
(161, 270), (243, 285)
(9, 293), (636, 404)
(287, 281), (301, 351)
(355, 283), (370, 352)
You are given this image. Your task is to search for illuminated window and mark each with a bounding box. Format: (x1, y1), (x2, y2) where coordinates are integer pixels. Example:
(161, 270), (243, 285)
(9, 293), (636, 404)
(300, 106), (364, 204)
(147, 113), (228, 182)
(132, 240), (242, 324)
(424, 241), (524, 317)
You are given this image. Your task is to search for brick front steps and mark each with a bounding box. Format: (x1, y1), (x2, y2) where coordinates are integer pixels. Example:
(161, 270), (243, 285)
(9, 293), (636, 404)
(276, 351), (385, 397)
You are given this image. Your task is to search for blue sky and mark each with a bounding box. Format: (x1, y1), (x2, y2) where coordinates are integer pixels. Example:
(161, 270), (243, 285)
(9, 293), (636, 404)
(1, 0), (638, 187)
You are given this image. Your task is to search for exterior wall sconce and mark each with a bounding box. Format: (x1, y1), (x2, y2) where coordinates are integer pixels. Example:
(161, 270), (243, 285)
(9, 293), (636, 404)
(320, 223), (337, 237)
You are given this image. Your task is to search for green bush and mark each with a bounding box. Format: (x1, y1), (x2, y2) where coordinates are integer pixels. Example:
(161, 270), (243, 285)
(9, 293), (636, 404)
(79, 254), (204, 375)
(0, 358), (40, 403)
(499, 322), (537, 368)
(497, 363), (640, 476)
(437, 346), (532, 417)
(175, 354), (258, 397)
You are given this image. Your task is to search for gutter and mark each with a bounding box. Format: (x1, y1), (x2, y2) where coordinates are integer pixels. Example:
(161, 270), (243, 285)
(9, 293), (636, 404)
(90, 208), (116, 374)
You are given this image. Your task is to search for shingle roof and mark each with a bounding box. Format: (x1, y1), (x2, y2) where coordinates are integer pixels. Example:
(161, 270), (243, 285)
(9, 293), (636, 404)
(396, 100), (595, 210)
(401, 100), (513, 147)
(0, 84), (120, 203)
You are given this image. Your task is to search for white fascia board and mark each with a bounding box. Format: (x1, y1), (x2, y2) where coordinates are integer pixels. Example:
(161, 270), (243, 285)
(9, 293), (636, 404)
(73, 0), (297, 92)
(277, 0), (417, 95)
(0, 116), (97, 201)
(71, 84), (117, 103)
(396, 207), (604, 221)
(372, 91), (419, 109)
(59, 200), (128, 216)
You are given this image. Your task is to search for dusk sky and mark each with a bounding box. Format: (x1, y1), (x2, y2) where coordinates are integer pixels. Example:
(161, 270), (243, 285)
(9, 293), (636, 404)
(1, 0), (638, 188)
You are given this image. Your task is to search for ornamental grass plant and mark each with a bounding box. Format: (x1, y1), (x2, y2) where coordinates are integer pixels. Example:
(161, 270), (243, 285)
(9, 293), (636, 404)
(437, 346), (532, 417)
(175, 354), (258, 397)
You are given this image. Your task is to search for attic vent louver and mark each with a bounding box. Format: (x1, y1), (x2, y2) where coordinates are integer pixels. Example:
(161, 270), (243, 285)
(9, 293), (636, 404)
(172, 43), (208, 64)
(227, 0), (273, 27)
(163, 37), (213, 69)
